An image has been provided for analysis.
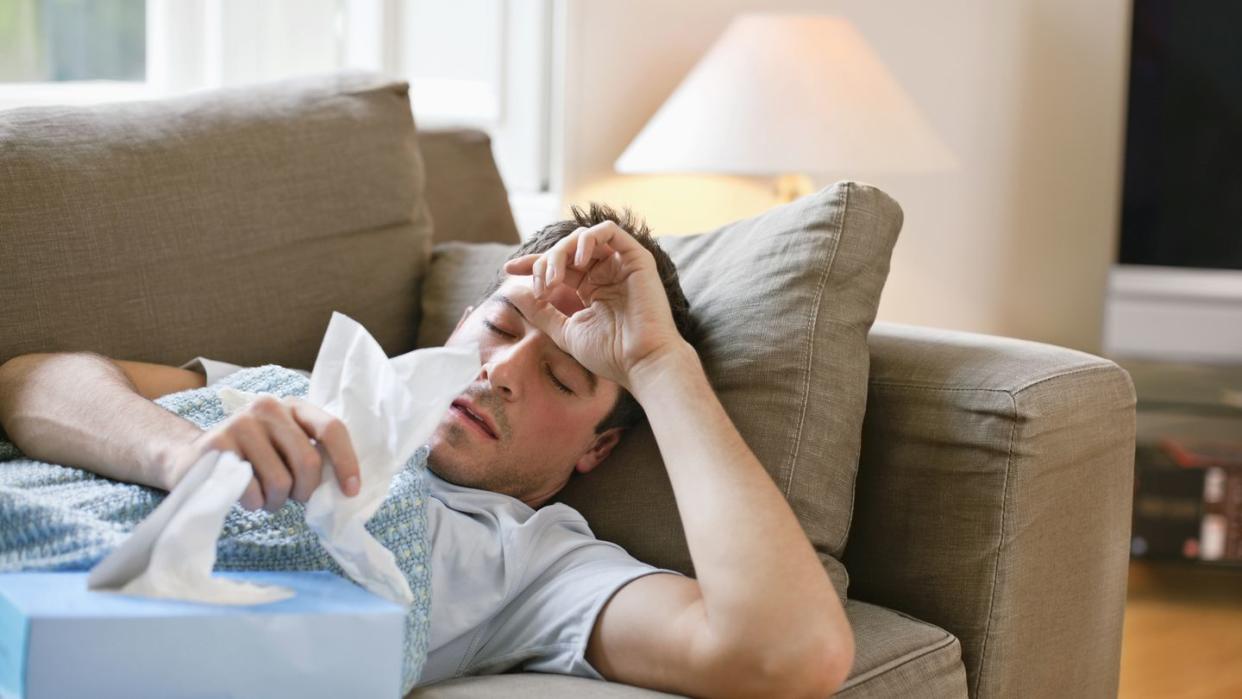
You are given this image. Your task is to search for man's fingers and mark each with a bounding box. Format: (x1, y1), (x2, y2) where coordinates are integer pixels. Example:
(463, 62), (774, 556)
(504, 254), (539, 274)
(590, 220), (646, 254)
(546, 227), (609, 283)
(241, 478), (264, 511)
(250, 400), (324, 503)
(503, 231), (619, 296)
(532, 255), (547, 296)
(289, 400), (361, 497)
(235, 421), (293, 512)
(577, 252), (624, 303)
(272, 430), (322, 503)
(544, 229), (584, 288)
(573, 229), (616, 269)
(504, 226), (627, 305)
(532, 302), (571, 353)
(542, 230), (619, 298)
(510, 285), (572, 352)
(574, 231), (594, 268)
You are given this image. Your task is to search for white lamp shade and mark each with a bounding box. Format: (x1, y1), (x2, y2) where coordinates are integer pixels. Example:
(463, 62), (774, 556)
(615, 14), (956, 176)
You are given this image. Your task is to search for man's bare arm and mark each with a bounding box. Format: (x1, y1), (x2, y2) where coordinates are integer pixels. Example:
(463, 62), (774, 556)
(590, 345), (853, 698)
(0, 352), (204, 490)
(507, 222), (854, 697)
(0, 353), (362, 510)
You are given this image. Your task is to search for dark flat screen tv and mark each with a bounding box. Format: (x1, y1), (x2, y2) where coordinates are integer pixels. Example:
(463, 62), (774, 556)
(1119, 0), (1242, 271)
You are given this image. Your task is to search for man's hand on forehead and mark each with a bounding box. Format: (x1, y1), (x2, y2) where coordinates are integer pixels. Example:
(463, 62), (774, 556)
(501, 220), (688, 389)
(501, 280), (581, 326)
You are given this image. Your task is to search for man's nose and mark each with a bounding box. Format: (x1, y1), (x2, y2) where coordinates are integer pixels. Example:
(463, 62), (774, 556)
(480, 341), (536, 400)
(478, 360), (514, 399)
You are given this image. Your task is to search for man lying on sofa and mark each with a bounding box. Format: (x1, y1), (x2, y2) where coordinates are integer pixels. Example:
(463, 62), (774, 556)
(0, 207), (853, 698)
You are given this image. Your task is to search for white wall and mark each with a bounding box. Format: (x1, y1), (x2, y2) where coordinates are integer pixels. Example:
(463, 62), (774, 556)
(555, 0), (1130, 353)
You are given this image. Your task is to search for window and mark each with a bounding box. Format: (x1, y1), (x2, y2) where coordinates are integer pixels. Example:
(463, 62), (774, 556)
(342, 0), (558, 225)
(0, 0), (146, 83)
(0, 0), (559, 234)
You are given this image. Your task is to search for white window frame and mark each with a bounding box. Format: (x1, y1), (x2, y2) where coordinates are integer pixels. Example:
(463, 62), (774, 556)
(0, 0), (160, 110)
(0, 0), (242, 110)
(0, 81), (154, 110)
(341, 0), (560, 234)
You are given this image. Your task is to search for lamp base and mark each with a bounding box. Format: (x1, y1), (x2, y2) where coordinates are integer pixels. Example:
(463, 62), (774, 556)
(774, 173), (814, 203)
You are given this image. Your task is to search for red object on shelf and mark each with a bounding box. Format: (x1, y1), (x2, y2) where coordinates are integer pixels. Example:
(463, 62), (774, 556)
(1159, 437), (1242, 470)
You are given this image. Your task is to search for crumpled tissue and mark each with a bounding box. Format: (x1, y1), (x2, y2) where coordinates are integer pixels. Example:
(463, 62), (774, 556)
(87, 311), (479, 606)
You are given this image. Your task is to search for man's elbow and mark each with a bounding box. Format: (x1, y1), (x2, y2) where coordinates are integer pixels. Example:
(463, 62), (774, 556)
(0, 353), (48, 419)
(710, 628), (855, 698)
(810, 635), (855, 697)
(781, 633), (854, 698)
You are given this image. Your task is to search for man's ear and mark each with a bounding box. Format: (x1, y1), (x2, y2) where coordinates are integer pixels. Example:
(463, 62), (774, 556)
(573, 428), (623, 475)
(453, 305), (475, 334)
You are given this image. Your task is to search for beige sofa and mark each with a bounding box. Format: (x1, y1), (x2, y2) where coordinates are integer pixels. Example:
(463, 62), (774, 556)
(0, 73), (1136, 697)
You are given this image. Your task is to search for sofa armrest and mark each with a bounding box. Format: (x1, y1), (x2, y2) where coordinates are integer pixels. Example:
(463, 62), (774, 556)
(843, 322), (1136, 698)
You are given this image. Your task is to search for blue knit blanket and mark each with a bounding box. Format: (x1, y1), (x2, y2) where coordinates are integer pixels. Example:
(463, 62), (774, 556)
(0, 365), (432, 692)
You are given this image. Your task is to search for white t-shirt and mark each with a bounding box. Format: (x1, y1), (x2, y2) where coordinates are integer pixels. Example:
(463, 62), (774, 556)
(179, 357), (678, 685)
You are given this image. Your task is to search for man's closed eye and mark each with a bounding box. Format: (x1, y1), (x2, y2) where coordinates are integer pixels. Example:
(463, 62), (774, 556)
(483, 319), (514, 338)
(483, 319), (575, 396)
(544, 364), (574, 395)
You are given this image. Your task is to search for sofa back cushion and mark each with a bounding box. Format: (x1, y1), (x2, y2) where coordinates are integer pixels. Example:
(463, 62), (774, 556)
(418, 129), (520, 246)
(0, 72), (431, 370)
(418, 183), (903, 597)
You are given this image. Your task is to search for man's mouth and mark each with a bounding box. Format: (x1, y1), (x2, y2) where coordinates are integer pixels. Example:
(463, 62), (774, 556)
(450, 399), (499, 440)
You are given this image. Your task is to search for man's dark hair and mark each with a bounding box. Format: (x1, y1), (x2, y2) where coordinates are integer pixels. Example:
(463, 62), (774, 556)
(479, 202), (695, 433)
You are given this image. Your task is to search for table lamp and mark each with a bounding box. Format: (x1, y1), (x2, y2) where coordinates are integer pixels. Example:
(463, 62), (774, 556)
(615, 14), (955, 201)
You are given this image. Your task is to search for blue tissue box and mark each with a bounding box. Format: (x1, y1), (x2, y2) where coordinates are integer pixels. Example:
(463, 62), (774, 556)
(0, 571), (404, 699)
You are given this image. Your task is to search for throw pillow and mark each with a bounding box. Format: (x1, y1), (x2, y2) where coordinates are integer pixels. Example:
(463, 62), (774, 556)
(417, 243), (517, 349)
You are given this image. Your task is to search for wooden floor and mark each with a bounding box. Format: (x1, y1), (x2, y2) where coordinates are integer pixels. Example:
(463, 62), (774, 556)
(1120, 561), (1242, 699)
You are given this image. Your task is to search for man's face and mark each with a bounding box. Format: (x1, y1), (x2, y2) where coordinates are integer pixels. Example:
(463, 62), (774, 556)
(426, 275), (623, 507)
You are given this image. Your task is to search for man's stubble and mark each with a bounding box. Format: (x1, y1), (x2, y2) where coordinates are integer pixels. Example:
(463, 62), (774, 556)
(426, 389), (549, 500)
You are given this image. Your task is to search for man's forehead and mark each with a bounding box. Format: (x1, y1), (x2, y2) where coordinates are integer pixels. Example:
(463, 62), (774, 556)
(495, 275), (585, 318)
(486, 276), (603, 396)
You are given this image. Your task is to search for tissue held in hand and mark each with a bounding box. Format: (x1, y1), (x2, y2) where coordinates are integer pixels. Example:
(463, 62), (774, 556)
(301, 312), (480, 605)
(89, 312), (479, 606)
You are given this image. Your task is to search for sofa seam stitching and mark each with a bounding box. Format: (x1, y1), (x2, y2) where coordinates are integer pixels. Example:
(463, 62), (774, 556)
(838, 632), (960, 693)
(867, 363), (1119, 396)
(869, 382), (1015, 395)
(783, 183), (847, 497)
(973, 389), (1017, 696)
(1011, 364), (1123, 394)
(837, 189), (872, 588)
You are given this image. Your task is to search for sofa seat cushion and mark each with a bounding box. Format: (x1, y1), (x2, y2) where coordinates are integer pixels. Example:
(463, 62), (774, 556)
(837, 600), (966, 697)
(0, 71), (432, 369)
(406, 600), (966, 698)
(408, 674), (678, 699)
(417, 183), (904, 597)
